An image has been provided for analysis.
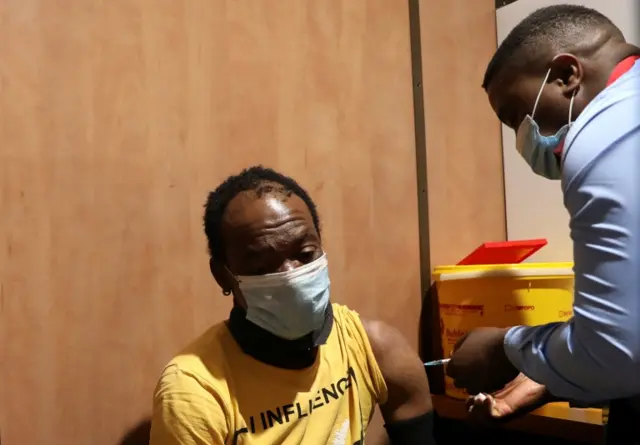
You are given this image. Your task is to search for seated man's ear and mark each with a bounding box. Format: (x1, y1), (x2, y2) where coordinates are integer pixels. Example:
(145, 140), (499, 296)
(209, 258), (234, 295)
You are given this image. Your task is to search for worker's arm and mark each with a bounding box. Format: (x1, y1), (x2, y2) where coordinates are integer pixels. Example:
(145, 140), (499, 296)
(363, 320), (436, 444)
(503, 92), (640, 402)
(150, 365), (228, 445)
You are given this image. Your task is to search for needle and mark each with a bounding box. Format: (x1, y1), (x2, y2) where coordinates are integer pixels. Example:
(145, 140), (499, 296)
(424, 358), (451, 367)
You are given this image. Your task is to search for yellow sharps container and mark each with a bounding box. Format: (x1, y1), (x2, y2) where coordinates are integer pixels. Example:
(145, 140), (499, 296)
(432, 262), (574, 400)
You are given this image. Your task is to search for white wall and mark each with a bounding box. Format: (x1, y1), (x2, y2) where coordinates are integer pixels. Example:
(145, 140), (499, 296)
(496, 0), (640, 262)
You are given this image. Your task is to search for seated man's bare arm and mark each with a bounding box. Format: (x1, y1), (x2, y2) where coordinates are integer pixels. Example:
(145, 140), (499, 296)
(363, 320), (435, 444)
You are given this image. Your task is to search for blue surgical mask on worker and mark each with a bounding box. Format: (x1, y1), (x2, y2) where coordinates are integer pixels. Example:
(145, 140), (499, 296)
(234, 254), (331, 340)
(515, 68), (576, 180)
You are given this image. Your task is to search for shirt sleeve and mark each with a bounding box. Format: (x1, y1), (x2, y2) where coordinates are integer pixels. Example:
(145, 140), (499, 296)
(503, 94), (640, 403)
(335, 304), (389, 405)
(150, 365), (229, 445)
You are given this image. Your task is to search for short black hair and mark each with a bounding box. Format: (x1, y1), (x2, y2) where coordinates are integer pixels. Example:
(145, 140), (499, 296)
(203, 165), (321, 262)
(482, 4), (621, 90)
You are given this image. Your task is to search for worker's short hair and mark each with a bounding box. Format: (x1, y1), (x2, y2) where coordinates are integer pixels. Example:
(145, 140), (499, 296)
(482, 4), (622, 90)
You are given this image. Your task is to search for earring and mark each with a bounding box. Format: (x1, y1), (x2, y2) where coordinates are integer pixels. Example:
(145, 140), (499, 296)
(223, 289), (231, 296)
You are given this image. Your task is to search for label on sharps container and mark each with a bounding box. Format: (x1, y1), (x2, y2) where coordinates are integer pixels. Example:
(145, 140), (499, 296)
(444, 327), (466, 346)
(558, 309), (573, 319)
(504, 304), (535, 312)
(439, 303), (484, 317)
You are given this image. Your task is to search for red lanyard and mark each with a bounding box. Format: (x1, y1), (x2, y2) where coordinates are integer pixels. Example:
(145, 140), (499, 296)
(555, 55), (640, 156)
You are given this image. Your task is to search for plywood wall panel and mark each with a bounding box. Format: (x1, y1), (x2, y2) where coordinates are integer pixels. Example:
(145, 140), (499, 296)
(418, 0), (506, 267)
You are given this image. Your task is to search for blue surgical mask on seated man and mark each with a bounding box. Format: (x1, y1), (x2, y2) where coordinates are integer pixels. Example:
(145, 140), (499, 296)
(516, 68), (576, 180)
(234, 254), (331, 340)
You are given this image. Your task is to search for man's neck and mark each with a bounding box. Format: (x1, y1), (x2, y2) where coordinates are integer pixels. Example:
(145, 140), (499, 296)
(591, 43), (640, 94)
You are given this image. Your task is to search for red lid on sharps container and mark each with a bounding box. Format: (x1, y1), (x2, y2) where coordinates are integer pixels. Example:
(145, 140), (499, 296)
(456, 239), (548, 266)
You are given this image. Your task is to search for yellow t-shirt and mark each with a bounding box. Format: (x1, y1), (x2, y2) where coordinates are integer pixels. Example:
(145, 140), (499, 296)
(150, 304), (388, 445)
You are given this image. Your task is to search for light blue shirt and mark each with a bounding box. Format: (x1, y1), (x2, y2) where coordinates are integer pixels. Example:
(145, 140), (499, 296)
(504, 60), (640, 403)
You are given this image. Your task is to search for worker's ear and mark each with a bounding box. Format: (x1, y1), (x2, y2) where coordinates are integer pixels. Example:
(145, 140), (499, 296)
(549, 53), (583, 98)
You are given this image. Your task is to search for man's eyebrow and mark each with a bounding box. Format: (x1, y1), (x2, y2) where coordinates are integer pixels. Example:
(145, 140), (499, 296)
(238, 244), (271, 265)
(243, 243), (270, 253)
(242, 225), (310, 252)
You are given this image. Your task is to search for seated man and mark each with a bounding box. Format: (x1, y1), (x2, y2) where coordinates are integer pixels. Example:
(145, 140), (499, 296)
(149, 166), (435, 445)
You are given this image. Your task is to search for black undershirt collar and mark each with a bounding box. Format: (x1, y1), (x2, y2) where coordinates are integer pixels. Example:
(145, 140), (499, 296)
(226, 304), (334, 370)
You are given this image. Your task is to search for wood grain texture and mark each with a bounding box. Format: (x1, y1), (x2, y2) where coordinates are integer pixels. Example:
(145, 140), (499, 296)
(0, 1), (419, 444)
(418, 0), (506, 267)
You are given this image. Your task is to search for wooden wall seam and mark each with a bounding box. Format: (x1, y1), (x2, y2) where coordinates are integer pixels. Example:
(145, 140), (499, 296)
(407, 0), (431, 299)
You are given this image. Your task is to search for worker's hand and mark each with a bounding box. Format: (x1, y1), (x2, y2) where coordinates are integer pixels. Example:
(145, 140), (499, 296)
(466, 373), (552, 423)
(446, 327), (519, 395)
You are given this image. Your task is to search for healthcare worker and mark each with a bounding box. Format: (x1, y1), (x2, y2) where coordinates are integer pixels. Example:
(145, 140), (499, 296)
(446, 4), (640, 441)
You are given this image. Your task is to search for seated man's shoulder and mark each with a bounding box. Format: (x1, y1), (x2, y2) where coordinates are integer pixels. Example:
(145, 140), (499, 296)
(332, 303), (403, 354)
(331, 304), (374, 348)
(359, 318), (412, 367)
(156, 320), (234, 397)
(151, 321), (234, 445)
(332, 304), (410, 376)
(333, 308), (434, 420)
(331, 303), (359, 326)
